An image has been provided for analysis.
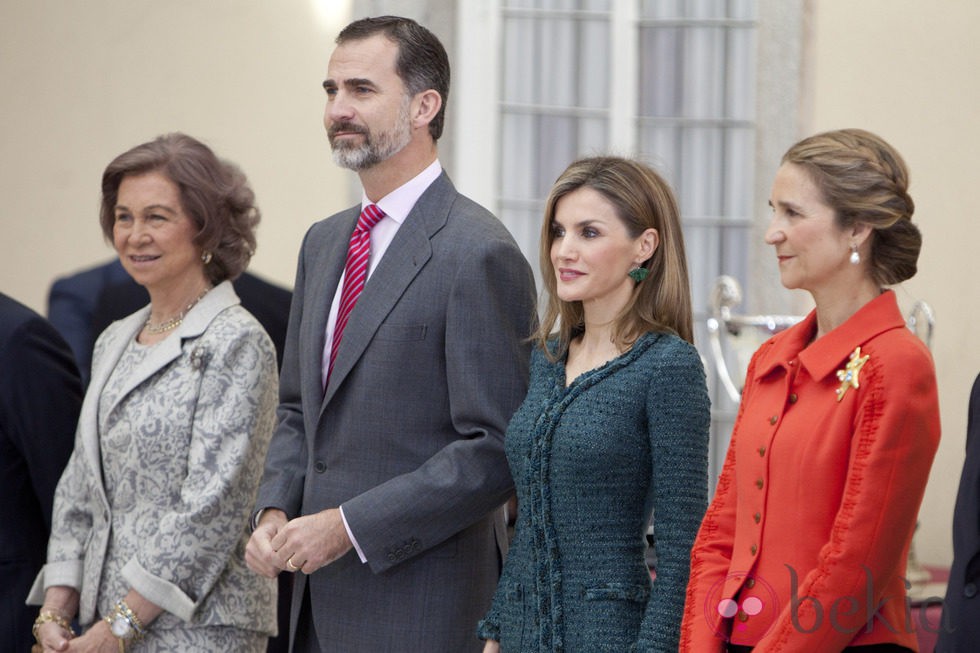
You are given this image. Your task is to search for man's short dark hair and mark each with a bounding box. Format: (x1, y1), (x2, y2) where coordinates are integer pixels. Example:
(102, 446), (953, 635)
(337, 16), (450, 141)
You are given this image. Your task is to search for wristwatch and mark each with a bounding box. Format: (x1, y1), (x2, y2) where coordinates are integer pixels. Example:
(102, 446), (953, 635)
(107, 611), (137, 640)
(103, 599), (145, 650)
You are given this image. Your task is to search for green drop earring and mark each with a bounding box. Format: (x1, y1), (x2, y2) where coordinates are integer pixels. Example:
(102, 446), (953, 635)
(628, 267), (649, 283)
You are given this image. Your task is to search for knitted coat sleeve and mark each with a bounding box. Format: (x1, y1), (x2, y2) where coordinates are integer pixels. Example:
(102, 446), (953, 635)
(635, 338), (711, 652)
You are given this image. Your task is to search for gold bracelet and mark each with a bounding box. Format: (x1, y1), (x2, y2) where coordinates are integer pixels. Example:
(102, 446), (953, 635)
(32, 610), (74, 642)
(115, 599), (145, 638)
(104, 598), (146, 647)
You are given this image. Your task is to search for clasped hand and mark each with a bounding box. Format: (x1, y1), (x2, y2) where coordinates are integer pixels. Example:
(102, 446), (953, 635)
(35, 618), (117, 653)
(245, 508), (353, 577)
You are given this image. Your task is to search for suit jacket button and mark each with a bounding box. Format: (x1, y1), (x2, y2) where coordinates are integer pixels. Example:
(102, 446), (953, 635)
(965, 582), (978, 598)
(745, 578), (756, 589)
(314, 461), (326, 473)
(750, 544), (758, 555)
(788, 393), (798, 404)
(754, 512), (761, 523)
(387, 553), (397, 562)
(755, 478), (764, 489)
(769, 415), (778, 425)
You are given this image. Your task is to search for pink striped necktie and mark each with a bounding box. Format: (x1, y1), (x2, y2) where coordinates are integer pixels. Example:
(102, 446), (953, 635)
(327, 203), (386, 381)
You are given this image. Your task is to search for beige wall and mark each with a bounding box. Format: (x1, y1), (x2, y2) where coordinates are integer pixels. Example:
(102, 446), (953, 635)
(807, 0), (980, 566)
(0, 0), (356, 309)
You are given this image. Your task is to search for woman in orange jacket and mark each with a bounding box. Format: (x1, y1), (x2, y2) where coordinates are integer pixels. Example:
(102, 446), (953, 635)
(680, 128), (940, 653)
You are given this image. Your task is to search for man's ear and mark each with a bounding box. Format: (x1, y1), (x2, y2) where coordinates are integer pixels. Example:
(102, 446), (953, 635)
(411, 90), (442, 130)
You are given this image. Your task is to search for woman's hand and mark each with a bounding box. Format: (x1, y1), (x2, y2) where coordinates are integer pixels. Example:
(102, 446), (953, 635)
(35, 588), (79, 653)
(64, 619), (118, 652)
(482, 639), (501, 653)
(34, 620), (73, 652)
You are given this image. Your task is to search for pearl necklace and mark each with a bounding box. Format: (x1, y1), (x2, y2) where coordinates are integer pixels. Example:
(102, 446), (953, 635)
(143, 287), (212, 334)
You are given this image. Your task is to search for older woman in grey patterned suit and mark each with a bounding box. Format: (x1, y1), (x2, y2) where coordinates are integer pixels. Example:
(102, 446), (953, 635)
(29, 133), (278, 652)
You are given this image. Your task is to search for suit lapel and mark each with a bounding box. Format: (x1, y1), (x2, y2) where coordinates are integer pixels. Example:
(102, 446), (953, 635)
(80, 308), (147, 483)
(300, 208), (358, 411)
(81, 282), (239, 481)
(319, 174), (453, 412)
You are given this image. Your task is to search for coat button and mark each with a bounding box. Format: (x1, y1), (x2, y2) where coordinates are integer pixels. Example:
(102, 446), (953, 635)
(745, 578), (756, 589)
(755, 478), (764, 489)
(965, 582), (978, 598)
(313, 461), (326, 473)
(738, 610), (749, 622)
(754, 512), (761, 523)
(769, 415), (778, 425)
(788, 393), (798, 404)
(750, 544), (758, 555)
(758, 446), (766, 457)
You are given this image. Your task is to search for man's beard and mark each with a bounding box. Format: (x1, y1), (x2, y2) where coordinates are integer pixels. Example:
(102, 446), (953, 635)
(329, 98), (412, 171)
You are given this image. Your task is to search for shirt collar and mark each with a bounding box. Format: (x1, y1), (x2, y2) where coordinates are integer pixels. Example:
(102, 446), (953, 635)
(753, 289), (907, 382)
(361, 159), (443, 225)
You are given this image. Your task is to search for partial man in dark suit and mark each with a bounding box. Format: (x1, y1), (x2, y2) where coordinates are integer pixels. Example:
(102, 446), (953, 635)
(48, 258), (131, 386)
(49, 258), (292, 384)
(0, 292), (82, 651)
(937, 372), (980, 652)
(246, 15), (536, 652)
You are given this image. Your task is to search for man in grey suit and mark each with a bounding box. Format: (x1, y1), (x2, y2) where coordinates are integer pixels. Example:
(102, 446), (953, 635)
(246, 15), (536, 652)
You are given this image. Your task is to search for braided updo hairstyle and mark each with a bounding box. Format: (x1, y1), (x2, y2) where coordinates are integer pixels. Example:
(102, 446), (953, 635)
(782, 128), (919, 285)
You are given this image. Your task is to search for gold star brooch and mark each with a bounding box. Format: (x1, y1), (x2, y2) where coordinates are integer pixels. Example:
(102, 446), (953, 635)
(835, 346), (870, 402)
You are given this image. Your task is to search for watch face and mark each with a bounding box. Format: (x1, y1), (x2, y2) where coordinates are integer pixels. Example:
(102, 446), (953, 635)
(110, 615), (133, 639)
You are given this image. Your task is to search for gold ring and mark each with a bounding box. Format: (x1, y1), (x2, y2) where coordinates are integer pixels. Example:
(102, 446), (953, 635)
(286, 557), (300, 571)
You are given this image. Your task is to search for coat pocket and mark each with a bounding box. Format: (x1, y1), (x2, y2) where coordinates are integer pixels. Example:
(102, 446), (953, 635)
(580, 583), (650, 652)
(375, 323), (427, 341)
(583, 582), (650, 603)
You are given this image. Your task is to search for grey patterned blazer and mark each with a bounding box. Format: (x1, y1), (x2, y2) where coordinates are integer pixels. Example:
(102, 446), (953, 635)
(28, 281), (279, 635)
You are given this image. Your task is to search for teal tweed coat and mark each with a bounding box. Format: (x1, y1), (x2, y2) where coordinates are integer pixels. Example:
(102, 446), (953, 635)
(478, 331), (710, 652)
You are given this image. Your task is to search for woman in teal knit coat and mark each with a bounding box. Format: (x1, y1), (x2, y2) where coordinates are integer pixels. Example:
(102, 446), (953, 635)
(479, 156), (710, 652)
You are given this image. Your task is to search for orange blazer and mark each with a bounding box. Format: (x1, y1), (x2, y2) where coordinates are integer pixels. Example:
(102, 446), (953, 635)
(681, 290), (940, 652)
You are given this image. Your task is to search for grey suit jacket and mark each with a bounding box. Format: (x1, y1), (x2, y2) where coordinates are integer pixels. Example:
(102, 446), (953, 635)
(29, 282), (279, 635)
(256, 172), (536, 652)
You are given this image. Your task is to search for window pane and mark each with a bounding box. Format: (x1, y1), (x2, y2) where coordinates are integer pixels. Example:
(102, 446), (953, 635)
(502, 17), (537, 104)
(638, 27), (681, 117)
(540, 18), (579, 106)
(727, 27), (757, 119)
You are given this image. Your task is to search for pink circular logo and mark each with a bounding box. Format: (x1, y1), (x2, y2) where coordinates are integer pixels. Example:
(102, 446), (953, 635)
(703, 572), (781, 639)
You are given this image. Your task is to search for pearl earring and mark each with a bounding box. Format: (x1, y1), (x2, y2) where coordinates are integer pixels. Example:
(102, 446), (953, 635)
(202, 251), (213, 265)
(849, 246), (860, 265)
